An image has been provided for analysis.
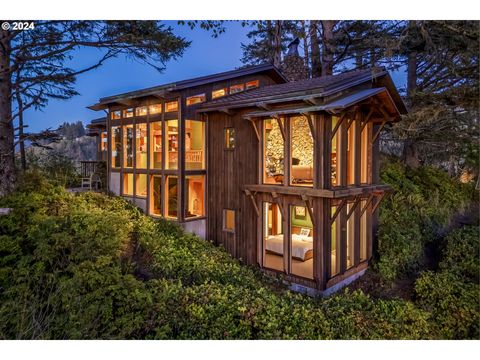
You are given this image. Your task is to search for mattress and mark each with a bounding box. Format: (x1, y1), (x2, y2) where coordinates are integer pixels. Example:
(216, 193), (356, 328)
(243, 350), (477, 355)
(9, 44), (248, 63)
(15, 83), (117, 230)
(265, 234), (313, 261)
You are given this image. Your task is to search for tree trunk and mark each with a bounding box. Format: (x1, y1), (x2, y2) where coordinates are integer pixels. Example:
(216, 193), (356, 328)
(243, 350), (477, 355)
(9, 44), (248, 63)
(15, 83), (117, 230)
(321, 20), (335, 77)
(272, 20), (282, 68)
(300, 20), (310, 77)
(309, 21), (321, 77)
(15, 88), (26, 171)
(0, 30), (16, 196)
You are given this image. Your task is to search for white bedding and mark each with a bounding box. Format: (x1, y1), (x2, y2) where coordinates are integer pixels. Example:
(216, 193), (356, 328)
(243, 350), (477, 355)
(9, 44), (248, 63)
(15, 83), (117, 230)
(265, 234), (313, 261)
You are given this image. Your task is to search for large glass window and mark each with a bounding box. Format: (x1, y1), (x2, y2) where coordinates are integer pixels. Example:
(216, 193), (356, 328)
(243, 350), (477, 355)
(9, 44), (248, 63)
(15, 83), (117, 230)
(166, 120), (178, 170)
(290, 116), (314, 186)
(346, 202), (355, 269)
(165, 101), (178, 113)
(263, 118), (284, 184)
(111, 126), (121, 168)
(136, 123), (147, 169)
(136, 174), (147, 198)
(360, 200), (368, 261)
(150, 121), (162, 170)
(185, 175), (205, 218)
(111, 111), (121, 120)
(185, 120), (205, 170)
(123, 108), (134, 118)
(135, 106), (147, 117)
(150, 175), (162, 216)
(245, 80), (259, 90)
(360, 124), (369, 184)
(331, 116), (341, 187)
(229, 84), (244, 94)
(123, 173), (133, 196)
(347, 124), (356, 185)
(186, 94), (206, 106)
(149, 103), (162, 115)
(212, 88), (227, 99)
(263, 202), (283, 272)
(290, 206), (314, 279)
(123, 125), (133, 168)
(330, 205), (341, 277)
(100, 131), (107, 152)
(165, 176), (178, 219)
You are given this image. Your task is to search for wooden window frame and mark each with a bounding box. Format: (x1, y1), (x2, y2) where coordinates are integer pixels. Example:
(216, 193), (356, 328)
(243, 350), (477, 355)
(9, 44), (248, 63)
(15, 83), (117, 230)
(223, 209), (236, 233)
(224, 127), (235, 150)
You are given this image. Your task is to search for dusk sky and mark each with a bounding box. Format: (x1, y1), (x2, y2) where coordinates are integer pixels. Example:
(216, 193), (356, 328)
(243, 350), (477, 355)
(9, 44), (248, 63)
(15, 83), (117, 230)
(24, 21), (407, 133)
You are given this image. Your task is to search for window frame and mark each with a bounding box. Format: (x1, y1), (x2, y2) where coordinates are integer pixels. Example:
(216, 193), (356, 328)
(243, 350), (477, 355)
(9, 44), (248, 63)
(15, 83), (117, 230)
(223, 209), (236, 233)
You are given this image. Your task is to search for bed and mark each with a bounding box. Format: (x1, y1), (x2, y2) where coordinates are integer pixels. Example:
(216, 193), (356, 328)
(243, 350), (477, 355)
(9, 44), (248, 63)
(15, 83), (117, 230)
(265, 233), (313, 261)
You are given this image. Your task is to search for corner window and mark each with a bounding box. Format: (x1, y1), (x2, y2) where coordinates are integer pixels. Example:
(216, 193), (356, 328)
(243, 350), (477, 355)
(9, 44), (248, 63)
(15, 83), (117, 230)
(229, 84), (244, 94)
(149, 103), (162, 115)
(135, 106), (147, 117)
(225, 128), (235, 149)
(223, 209), (235, 232)
(165, 100), (178, 113)
(186, 94), (206, 106)
(123, 108), (134, 118)
(212, 88), (227, 99)
(246, 80), (259, 90)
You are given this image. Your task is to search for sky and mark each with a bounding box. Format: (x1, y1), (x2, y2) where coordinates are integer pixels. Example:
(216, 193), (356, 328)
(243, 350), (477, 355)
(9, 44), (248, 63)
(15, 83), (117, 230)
(23, 21), (407, 133)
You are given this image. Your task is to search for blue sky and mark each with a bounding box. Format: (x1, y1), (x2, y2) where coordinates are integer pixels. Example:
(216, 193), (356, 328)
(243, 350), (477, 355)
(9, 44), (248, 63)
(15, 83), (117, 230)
(23, 21), (406, 133)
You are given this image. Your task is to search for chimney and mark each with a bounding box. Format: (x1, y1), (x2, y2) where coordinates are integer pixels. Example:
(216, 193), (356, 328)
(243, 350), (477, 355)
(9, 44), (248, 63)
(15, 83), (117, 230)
(286, 38), (300, 57)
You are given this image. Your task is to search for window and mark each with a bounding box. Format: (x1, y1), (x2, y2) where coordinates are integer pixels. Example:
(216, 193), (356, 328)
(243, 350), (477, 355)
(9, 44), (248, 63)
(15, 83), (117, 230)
(100, 131), (107, 152)
(360, 124), (369, 184)
(136, 174), (147, 198)
(346, 202), (355, 269)
(223, 209), (235, 232)
(165, 100), (178, 112)
(123, 108), (134, 118)
(360, 199), (368, 261)
(331, 116), (341, 187)
(347, 124), (356, 185)
(135, 106), (147, 117)
(291, 205), (314, 279)
(150, 121), (162, 170)
(330, 204), (341, 277)
(136, 123), (147, 169)
(123, 125), (134, 168)
(290, 116), (314, 186)
(212, 88), (227, 99)
(111, 126), (121, 168)
(225, 128), (235, 149)
(186, 94), (206, 106)
(185, 175), (205, 218)
(245, 80), (259, 90)
(185, 120), (205, 170)
(263, 118), (284, 184)
(263, 202), (283, 272)
(150, 175), (162, 216)
(111, 110), (121, 120)
(165, 176), (178, 219)
(229, 84), (244, 94)
(166, 120), (178, 170)
(123, 173), (133, 196)
(149, 103), (162, 115)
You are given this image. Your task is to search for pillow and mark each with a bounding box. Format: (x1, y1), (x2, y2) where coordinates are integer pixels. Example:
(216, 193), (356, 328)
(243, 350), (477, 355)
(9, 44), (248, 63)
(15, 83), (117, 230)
(300, 228), (310, 236)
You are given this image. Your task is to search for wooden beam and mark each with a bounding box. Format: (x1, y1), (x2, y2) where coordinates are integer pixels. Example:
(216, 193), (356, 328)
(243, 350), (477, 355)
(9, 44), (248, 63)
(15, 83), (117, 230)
(302, 113), (316, 141)
(256, 102), (271, 111)
(330, 112), (346, 141)
(220, 108), (233, 115)
(330, 198), (347, 225)
(371, 120), (387, 145)
(359, 194), (374, 218)
(275, 117), (286, 141)
(346, 196), (361, 220)
(244, 190), (260, 217)
(301, 195), (315, 226)
(372, 192), (386, 214)
(248, 119), (260, 142)
(361, 108), (374, 132)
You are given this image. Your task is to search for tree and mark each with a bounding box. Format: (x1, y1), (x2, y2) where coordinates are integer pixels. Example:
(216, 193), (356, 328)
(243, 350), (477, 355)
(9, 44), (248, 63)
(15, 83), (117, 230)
(0, 21), (190, 195)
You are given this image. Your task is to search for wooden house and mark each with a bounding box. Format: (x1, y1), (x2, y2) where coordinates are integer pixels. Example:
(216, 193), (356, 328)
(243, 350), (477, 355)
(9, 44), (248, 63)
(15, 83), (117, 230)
(88, 63), (407, 294)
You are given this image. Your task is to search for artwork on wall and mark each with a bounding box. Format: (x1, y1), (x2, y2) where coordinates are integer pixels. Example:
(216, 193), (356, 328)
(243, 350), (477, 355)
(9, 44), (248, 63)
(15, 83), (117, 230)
(294, 206), (306, 219)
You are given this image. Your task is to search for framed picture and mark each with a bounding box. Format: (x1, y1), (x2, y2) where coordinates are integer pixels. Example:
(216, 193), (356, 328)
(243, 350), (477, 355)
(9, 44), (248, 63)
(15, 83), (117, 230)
(295, 206), (306, 218)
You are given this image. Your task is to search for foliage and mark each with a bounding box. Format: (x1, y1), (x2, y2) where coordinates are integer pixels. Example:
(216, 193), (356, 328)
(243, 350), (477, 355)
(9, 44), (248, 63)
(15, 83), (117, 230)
(376, 161), (475, 281)
(0, 172), (453, 339)
(414, 226), (480, 339)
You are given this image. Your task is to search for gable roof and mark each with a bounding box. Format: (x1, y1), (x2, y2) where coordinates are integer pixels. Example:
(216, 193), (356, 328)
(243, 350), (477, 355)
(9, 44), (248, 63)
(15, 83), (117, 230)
(199, 68), (407, 115)
(88, 63), (287, 110)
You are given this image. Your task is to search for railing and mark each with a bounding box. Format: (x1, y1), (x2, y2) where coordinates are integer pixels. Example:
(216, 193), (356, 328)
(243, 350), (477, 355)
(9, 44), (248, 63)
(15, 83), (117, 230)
(79, 161), (103, 178)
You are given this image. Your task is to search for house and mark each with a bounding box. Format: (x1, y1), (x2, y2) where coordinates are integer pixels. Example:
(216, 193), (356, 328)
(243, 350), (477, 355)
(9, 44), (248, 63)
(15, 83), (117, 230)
(87, 63), (407, 295)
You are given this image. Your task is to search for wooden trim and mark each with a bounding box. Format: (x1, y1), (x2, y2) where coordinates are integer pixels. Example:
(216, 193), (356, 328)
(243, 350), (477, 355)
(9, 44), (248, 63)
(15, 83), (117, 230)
(360, 194), (374, 218)
(371, 120), (387, 145)
(360, 107), (374, 132)
(245, 190), (260, 217)
(276, 117), (286, 141)
(302, 113), (316, 141)
(330, 198), (347, 225)
(326, 261), (368, 288)
(330, 112), (346, 141)
(346, 196), (361, 220)
(372, 192), (386, 214)
(248, 118), (261, 142)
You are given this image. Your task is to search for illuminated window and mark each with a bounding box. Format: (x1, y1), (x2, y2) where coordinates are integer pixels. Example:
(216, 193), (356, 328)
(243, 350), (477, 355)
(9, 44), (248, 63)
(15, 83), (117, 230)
(150, 121), (162, 170)
(212, 88), (227, 99)
(360, 124), (369, 184)
(291, 205), (314, 279)
(135, 123), (147, 169)
(347, 124), (356, 185)
(150, 175), (162, 216)
(185, 120), (205, 170)
(346, 202), (355, 269)
(123, 108), (134, 118)
(100, 131), (107, 152)
(135, 106), (147, 117)
(165, 176), (178, 219)
(330, 204), (341, 277)
(135, 174), (147, 198)
(165, 100), (178, 112)
(123, 173), (133, 196)
(185, 175), (205, 218)
(186, 94), (206, 106)
(166, 120), (178, 170)
(290, 116), (314, 187)
(229, 84), (244, 94)
(263, 118), (284, 184)
(331, 116), (341, 187)
(111, 111), (121, 120)
(225, 128), (235, 149)
(123, 125), (134, 168)
(360, 199), (368, 261)
(149, 103), (162, 115)
(223, 209), (235, 232)
(246, 80), (259, 90)
(111, 126), (121, 168)
(263, 202), (283, 272)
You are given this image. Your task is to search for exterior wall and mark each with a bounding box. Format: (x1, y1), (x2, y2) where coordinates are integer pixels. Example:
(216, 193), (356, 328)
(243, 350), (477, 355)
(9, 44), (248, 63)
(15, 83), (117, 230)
(110, 172), (121, 195)
(182, 219), (206, 239)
